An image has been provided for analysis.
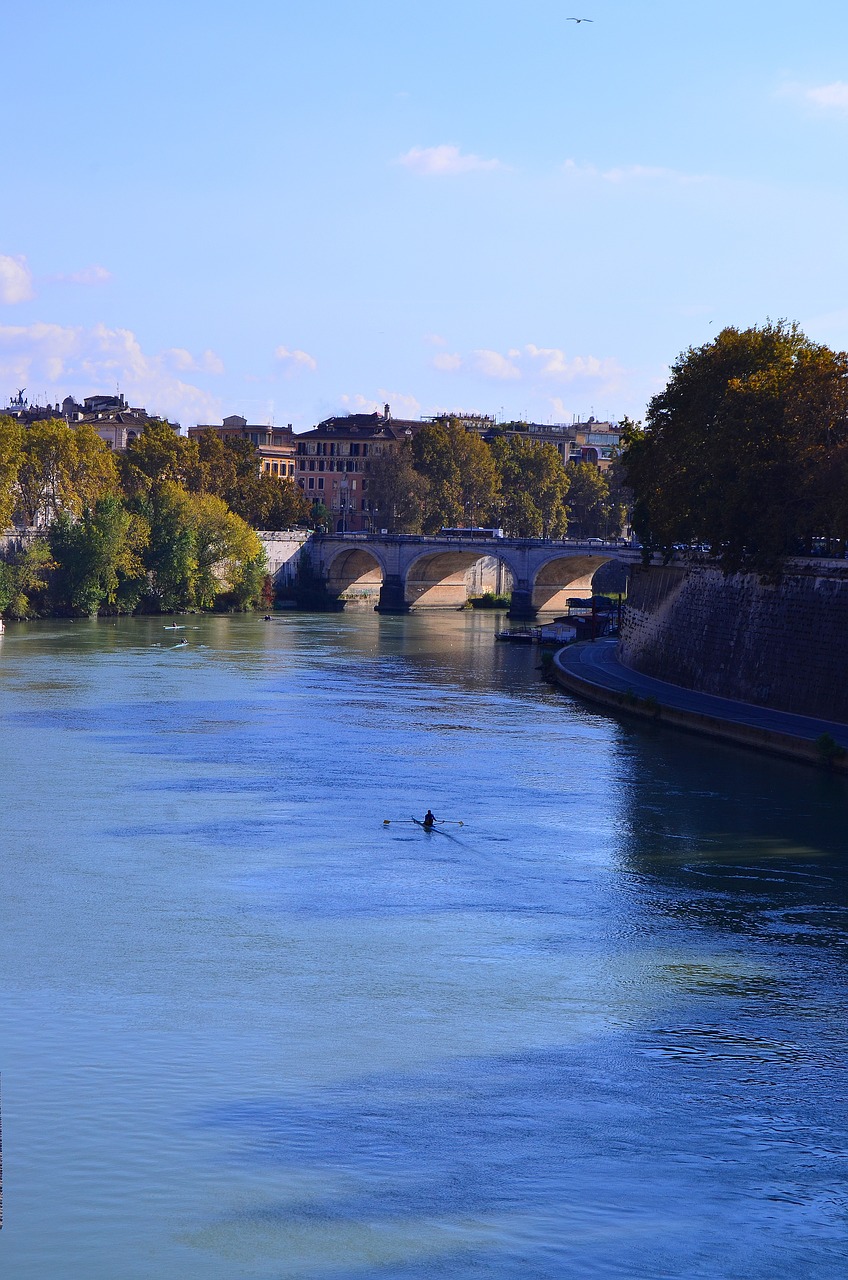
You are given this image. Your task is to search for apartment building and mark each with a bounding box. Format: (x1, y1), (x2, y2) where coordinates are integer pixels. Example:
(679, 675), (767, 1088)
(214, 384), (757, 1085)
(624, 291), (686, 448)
(189, 416), (297, 478)
(294, 406), (424, 531)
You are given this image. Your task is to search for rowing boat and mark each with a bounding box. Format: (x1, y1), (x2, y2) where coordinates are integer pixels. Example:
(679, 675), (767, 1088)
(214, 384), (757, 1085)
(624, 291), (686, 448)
(412, 817), (436, 832)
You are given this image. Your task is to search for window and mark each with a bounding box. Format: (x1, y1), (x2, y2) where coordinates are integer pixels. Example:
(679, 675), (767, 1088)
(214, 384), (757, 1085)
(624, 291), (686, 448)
(318, 478), (324, 490)
(272, 462), (279, 474)
(308, 477), (315, 490)
(309, 461), (315, 471)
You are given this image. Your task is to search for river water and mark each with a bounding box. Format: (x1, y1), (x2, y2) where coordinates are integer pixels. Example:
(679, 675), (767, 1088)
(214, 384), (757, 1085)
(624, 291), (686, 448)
(0, 611), (846, 1278)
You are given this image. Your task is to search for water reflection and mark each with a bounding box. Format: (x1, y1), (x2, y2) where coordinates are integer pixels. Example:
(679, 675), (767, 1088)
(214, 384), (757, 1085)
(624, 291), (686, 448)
(0, 612), (846, 1278)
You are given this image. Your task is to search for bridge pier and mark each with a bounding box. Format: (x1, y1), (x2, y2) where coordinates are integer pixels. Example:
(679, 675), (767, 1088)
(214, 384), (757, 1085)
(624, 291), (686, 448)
(508, 587), (537, 620)
(376, 575), (410, 614)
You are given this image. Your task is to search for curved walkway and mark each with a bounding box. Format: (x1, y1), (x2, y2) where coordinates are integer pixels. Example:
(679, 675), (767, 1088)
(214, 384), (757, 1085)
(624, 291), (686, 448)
(553, 639), (848, 769)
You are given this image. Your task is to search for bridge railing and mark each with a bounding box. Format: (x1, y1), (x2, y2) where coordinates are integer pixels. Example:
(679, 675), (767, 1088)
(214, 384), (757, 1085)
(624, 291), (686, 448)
(312, 531), (637, 550)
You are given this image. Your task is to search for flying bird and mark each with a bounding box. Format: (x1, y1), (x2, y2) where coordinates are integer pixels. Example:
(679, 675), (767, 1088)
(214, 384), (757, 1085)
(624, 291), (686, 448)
(567, 17), (594, 22)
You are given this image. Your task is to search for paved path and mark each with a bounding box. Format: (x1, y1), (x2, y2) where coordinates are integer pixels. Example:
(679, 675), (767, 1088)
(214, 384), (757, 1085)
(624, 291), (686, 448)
(556, 639), (848, 749)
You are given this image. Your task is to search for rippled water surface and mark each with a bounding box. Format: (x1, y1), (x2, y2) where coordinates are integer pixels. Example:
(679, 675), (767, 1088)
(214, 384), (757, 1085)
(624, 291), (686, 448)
(1, 611), (846, 1278)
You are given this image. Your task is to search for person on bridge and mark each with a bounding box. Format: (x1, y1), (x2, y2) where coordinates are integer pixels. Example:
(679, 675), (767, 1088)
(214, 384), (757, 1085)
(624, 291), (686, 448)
(423, 810), (436, 829)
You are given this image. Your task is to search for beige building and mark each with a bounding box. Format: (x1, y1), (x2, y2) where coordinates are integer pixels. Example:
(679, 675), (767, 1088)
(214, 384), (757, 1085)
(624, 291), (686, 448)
(4, 390), (181, 449)
(190, 416), (297, 479)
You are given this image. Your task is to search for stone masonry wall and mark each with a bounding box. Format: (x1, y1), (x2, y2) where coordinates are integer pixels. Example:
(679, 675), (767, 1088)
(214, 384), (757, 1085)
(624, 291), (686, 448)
(257, 530), (312, 589)
(620, 560), (848, 722)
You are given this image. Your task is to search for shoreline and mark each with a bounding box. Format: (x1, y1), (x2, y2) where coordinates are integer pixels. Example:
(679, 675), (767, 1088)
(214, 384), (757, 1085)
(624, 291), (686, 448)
(552, 640), (848, 774)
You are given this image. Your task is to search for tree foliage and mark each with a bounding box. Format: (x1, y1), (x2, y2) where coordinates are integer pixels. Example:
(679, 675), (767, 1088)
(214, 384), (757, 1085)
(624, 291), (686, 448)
(0, 416), (24, 532)
(623, 322), (848, 568)
(565, 461), (610, 538)
(413, 421), (500, 532)
(490, 437), (570, 537)
(50, 496), (148, 616)
(16, 419), (118, 526)
(366, 444), (425, 533)
(0, 538), (53, 619)
(186, 430), (309, 529)
(121, 418), (195, 496)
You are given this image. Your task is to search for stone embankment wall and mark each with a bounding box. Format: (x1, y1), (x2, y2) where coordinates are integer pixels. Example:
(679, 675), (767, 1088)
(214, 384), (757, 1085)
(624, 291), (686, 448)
(620, 560), (848, 722)
(0, 529), (45, 557)
(257, 530), (312, 589)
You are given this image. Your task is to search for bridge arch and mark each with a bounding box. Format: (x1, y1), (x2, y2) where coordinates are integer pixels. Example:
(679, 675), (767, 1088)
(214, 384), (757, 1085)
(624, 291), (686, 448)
(403, 548), (518, 608)
(324, 544), (386, 604)
(530, 552), (623, 613)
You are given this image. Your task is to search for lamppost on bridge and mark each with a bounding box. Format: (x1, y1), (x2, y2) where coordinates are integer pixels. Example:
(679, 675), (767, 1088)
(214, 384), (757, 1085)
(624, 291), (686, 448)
(339, 480), (349, 534)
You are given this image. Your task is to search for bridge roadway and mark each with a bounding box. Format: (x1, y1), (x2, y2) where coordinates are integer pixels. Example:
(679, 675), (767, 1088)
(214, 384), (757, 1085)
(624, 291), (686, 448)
(308, 532), (642, 617)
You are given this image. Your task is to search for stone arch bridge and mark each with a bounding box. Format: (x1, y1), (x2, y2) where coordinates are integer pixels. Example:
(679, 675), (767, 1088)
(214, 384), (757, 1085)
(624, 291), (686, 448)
(293, 532), (642, 618)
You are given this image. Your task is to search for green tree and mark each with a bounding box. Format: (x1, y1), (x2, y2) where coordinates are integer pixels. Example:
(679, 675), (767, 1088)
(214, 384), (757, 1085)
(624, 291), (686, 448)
(623, 322), (848, 568)
(0, 538), (53, 619)
(490, 437), (570, 537)
(186, 431), (309, 529)
(412, 421), (499, 532)
(232, 473), (309, 530)
(0, 416), (24, 531)
(185, 492), (266, 609)
(307, 500), (331, 531)
(121, 419), (197, 498)
(185, 428), (240, 496)
(565, 461), (610, 539)
(366, 444), (425, 532)
(49, 496), (149, 616)
(140, 483), (197, 611)
(16, 419), (118, 526)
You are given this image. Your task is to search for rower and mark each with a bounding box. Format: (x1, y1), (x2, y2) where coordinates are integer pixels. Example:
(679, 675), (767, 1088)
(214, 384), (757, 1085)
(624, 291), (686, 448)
(423, 810), (436, 829)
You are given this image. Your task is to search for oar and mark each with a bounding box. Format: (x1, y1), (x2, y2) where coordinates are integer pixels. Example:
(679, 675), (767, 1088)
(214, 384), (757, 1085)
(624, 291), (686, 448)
(383, 819), (464, 827)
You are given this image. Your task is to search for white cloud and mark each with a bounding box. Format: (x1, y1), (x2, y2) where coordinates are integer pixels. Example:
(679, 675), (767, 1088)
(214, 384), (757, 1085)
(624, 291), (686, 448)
(397, 144), (503, 176)
(430, 342), (627, 396)
(382, 390), (422, 419)
(423, 333), (448, 347)
(338, 390), (422, 419)
(0, 255), (34, 304)
(471, 349), (522, 380)
(0, 321), (221, 424)
(165, 347), (224, 375)
(805, 81), (848, 111)
(274, 345), (317, 374)
(562, 159), (708, 184)
(777, 79), (848, 115)
(432, 352), (462, 372)
(62, 264), (112, 286)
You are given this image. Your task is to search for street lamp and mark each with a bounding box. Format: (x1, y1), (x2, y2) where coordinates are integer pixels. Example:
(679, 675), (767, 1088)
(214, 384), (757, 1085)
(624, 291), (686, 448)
(339, 480), (349, 533)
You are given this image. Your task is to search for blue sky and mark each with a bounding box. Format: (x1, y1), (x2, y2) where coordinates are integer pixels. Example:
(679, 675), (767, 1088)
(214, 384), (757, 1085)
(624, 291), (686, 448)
(3, 0), (848, 429)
